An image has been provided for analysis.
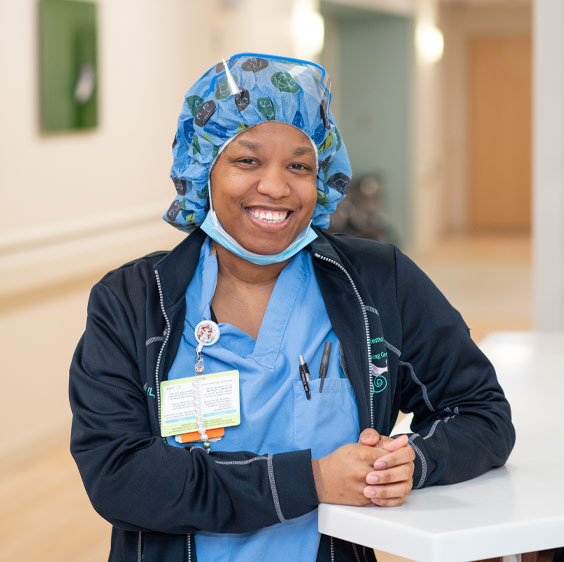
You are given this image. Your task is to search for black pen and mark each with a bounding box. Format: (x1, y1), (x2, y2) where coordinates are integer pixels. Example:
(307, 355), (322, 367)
(298, 354), (311, 400)
(319, 341), (332, 393)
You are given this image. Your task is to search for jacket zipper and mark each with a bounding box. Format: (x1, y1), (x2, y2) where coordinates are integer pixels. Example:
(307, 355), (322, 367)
(154, 269), (171, 437)
(313, 252), (374, 428)
(137, 531), (142, 562)
(156, 260), (365, 562)
(155, 269), (192, 562)
(187, 532), (192, 562)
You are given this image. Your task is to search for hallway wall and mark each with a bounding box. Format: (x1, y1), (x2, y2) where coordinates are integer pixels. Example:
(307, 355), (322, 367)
(0, 0), (298, 468)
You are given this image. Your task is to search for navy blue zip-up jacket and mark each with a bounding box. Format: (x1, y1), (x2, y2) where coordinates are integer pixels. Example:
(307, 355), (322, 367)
(69, 228), (515, 562)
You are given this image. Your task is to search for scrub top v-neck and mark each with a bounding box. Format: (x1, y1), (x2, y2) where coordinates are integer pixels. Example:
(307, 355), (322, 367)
(167, 238), (360, 562)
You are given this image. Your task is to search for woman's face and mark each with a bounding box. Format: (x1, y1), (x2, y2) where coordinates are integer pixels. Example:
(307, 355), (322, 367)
(210, 121), (318, 256)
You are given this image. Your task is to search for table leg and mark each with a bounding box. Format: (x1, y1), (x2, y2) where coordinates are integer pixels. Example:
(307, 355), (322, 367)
(521, 550), (564, 562)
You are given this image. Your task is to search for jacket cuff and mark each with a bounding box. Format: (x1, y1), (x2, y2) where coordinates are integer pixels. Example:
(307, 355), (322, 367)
(408, 434), (429, 489)
(271, 449), (319, 520)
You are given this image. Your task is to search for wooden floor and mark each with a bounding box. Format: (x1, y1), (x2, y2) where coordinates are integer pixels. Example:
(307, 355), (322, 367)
(0, 439), (110, 562)
(0, 233), (531, 562)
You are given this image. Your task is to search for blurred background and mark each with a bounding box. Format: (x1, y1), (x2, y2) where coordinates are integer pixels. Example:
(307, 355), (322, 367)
(1, 0), (562, 560)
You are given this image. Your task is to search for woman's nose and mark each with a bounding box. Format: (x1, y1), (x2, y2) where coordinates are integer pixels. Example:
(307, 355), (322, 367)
(256, 167), (291, 199)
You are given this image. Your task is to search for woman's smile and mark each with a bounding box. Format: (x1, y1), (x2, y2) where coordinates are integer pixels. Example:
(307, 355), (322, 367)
(245, 207), (292, 226)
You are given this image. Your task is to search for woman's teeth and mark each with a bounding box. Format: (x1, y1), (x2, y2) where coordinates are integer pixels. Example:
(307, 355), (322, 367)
(247, 208), (289, 223)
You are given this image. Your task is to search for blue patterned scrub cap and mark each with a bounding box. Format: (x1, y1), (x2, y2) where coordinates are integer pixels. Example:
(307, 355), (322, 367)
(165, 53), (352, 232)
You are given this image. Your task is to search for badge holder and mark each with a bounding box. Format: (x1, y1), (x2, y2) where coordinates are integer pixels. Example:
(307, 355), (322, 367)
(161, 320), (240, 452)
(194, 320), (220, 374)
(185, 320), (222, 452)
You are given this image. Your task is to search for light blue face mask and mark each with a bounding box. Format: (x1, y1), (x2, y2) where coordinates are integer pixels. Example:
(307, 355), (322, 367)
(200, 209), (318, 266)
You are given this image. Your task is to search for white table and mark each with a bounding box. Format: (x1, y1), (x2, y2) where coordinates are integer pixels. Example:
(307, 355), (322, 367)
(318, 332), (564, 562)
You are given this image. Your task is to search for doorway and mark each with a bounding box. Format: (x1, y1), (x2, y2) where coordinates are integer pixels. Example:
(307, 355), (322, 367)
(467, 34), (532, 232)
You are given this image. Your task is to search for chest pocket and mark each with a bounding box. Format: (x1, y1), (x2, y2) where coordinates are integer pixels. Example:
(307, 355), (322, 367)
(292, 378), (360, 458)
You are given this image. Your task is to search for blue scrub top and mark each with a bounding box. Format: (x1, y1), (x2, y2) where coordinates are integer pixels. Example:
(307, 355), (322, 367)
(167, 239), (360, 562)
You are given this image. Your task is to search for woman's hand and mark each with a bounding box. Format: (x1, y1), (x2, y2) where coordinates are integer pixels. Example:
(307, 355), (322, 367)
(312, 442), (390, 506)
(311, 429), (415, 507)
(358, 428), (415, 506)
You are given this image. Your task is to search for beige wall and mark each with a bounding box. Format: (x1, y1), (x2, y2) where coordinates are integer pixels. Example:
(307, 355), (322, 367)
(0, 0), (455, 467)
(0, 0), (300, 469)
(533, 0), (564, 330)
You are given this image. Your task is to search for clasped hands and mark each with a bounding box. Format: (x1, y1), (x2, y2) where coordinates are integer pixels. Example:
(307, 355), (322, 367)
(312, 429), (415, 507)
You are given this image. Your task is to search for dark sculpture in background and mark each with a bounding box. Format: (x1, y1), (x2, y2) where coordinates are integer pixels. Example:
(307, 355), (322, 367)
(329, 173), (400, 246)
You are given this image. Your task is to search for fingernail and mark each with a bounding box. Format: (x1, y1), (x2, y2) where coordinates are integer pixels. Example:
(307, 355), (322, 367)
(374, 460), (386, 470)
(366, 473), (380, 484)
(365, 488), (376, 497)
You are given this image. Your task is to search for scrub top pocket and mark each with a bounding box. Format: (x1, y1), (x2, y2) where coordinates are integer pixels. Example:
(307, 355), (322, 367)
(293, 378), (360, 459)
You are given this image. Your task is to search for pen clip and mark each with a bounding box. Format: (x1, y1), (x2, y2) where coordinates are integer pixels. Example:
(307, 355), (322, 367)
(298, 355), (311, 400)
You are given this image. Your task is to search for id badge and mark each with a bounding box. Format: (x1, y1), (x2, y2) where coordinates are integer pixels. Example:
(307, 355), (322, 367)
(160, 370), (240, 438)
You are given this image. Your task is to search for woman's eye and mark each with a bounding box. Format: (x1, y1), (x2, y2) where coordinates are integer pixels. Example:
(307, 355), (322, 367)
(237, 157), (257, 165)
(289, 163), (312, 172)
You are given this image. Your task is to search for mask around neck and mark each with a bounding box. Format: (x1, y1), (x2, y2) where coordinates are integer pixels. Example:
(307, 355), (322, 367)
(200, 209), (317, 266)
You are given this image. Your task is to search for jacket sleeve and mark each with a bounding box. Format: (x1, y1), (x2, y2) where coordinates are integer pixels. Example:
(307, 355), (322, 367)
(69, 282), (318, 534)
(392, 247), (516, 488)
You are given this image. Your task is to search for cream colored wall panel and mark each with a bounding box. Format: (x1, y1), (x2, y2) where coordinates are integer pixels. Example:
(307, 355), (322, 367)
(533, 0), (564, 330)
(0, 0), (318, 465)
(0, 204), (185, 298)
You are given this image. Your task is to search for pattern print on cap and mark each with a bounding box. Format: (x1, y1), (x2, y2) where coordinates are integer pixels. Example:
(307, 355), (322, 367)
(166, 52), (352, 232)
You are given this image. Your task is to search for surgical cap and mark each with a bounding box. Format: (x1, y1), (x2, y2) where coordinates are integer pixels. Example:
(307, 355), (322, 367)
(164, 53), (352, 232)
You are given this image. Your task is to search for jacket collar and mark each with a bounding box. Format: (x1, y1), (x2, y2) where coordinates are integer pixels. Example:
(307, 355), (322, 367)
(153, 227), (345, 311)
(310, 227), (340, 259)
(153, 228), (207, 311)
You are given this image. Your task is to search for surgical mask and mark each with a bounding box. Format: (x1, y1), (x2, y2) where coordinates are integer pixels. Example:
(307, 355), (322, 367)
(200, 209), (318, 266)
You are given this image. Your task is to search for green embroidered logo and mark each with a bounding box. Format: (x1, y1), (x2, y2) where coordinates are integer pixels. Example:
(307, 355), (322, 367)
(370, 364), (388, 394)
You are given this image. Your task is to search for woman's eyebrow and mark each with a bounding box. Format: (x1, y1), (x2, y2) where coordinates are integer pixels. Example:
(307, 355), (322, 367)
(235, 139), (263, 151)
(293, 146), (315, 157)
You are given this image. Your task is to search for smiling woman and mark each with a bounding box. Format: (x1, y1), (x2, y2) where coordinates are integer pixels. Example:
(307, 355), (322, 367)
(69, 53), (515, 562)
(206, 122), (319, 340)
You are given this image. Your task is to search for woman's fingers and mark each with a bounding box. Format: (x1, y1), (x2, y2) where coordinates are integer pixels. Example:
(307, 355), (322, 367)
(373, 441), (415, 470)
(313, 443), (392, 506)
(314, 432), (415, 508)
(365, 462), (414, 485)
(358, 428), (382, 446)
(380, 434), (409, 452)
(358, 429), (410, 454)
(363, 480), (413, 505)
(360, 434), (415, 507)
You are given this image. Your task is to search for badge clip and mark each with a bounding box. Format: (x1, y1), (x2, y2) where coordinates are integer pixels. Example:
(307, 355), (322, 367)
(194, 320), (220, 374)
